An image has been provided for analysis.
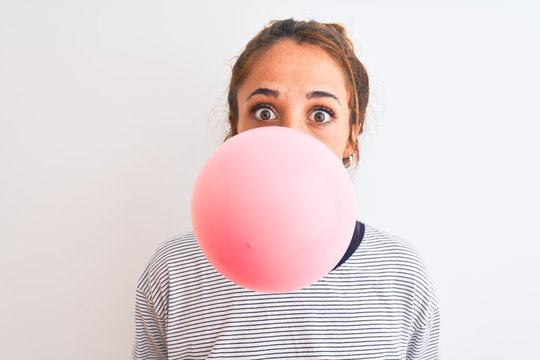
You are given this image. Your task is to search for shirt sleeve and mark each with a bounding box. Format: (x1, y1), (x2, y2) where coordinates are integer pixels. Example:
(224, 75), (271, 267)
(407, 288), (440, 359)
(132, 245), (171, 360)
(132, 287), (168, 360)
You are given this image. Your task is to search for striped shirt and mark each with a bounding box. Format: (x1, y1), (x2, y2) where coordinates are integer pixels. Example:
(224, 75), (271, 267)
(133, 223), (439, 359)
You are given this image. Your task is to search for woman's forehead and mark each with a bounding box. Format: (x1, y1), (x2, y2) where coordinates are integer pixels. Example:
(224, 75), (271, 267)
(239, 41), (348, 100)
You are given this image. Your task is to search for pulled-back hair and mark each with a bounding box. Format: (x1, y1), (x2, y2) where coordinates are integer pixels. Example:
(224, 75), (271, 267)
(226, 18), (369, 167)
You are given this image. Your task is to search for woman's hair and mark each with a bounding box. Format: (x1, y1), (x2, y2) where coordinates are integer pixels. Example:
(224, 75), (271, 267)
(226, 18), (369, 167)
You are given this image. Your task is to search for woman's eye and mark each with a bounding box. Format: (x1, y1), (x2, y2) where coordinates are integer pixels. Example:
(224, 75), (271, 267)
(309, 109), (333, 124)
(253, 107), (277, 121)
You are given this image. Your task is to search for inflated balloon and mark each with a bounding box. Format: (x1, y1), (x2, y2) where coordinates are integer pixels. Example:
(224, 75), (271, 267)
(191, 126), (356, 293)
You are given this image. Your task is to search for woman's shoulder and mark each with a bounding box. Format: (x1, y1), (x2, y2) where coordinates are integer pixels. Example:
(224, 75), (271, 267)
(136, 231), (203, 290)
(153, 231), (199, 258)
(360, 223), (429, 263)
(143, 231), (202, 272)
(355, 222), (437, 298)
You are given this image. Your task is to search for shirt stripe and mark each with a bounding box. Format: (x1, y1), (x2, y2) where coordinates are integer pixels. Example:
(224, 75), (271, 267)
(133, 223), (439, 359)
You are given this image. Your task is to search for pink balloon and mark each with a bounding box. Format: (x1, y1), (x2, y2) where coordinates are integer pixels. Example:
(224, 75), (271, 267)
(191, 126), (356, 293)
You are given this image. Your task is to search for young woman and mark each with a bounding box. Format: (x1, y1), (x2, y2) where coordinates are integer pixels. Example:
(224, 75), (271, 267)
(133, 19), (440, 359)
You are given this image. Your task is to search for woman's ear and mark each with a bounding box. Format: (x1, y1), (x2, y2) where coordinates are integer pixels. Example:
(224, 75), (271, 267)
(227, 114), (238, 139)
(345, 123), (361, 156)
(342, 123), (361, 167)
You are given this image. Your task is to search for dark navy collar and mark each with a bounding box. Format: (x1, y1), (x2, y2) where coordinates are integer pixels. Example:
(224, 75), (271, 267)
(333, 221), (365, 271)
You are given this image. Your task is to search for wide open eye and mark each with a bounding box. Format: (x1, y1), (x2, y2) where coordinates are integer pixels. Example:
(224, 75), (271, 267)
(308, 108), (334, 124)
(252, 106), (277, 121)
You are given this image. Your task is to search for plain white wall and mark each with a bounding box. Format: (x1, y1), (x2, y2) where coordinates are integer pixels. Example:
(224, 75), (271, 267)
(1, 0), (538, 359)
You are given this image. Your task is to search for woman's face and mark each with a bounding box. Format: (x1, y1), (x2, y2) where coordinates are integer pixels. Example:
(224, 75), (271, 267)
(235, 40), (355, 160)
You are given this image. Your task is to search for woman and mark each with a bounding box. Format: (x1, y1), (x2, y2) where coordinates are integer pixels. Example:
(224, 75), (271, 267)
(133, 19), (439, 359)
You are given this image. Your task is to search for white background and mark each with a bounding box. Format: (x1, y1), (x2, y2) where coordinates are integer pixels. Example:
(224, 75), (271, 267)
(1, 1), (539, 359)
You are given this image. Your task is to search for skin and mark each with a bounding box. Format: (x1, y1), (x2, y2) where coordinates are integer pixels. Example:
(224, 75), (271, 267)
(235, 40), (357, 161)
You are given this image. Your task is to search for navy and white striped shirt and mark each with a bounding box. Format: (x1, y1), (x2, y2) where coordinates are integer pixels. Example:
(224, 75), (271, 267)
(133, 223), (439, 359)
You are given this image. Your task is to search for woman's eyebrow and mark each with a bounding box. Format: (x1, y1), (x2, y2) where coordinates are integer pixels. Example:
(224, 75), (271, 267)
(245, 88), (279, 102)
(307, 90), (341, 105)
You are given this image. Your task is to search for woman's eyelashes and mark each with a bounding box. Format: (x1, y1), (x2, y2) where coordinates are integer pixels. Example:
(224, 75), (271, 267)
(248, 103), (337, 126)
(308, 106), (336, 126)
(250, 103), (277, 121)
